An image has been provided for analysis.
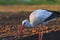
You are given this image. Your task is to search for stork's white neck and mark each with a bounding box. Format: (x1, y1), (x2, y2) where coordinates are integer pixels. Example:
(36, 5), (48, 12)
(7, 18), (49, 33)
(22, 20), (35, 27)
(26, 21), (35, 27)
(30, 23), (35, 27)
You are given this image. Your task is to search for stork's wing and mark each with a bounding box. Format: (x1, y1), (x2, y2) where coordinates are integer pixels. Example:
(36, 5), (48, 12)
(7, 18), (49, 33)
(29, 10), (52, 26)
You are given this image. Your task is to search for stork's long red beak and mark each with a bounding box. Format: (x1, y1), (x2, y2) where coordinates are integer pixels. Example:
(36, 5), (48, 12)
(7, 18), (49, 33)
(18, 25), (24, 39)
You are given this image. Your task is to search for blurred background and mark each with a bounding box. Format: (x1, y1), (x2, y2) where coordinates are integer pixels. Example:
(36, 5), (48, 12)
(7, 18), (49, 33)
(0, 0), (60, 5)
(0, 0), (60, 40)
(0, 0), (60, 12)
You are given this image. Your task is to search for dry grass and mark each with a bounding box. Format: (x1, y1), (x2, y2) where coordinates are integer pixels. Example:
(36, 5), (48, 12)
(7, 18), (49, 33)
(0, 5), (60, 12)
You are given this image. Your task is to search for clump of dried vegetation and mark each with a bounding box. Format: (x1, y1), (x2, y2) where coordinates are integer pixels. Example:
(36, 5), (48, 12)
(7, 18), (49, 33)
(0, 11), (60, 40)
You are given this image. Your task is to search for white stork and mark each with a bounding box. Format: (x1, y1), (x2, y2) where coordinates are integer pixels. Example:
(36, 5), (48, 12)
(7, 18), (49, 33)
(22, 9), (60, 27)
(21, 9), (60, 40)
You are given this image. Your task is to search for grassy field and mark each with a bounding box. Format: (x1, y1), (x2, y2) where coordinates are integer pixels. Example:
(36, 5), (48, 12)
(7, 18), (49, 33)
(0, 0), (60, 5)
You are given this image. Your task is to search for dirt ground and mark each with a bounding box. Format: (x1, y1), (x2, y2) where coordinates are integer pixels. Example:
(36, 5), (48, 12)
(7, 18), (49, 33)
(0, 5), (60, 12)
(0, 12), (60, 40)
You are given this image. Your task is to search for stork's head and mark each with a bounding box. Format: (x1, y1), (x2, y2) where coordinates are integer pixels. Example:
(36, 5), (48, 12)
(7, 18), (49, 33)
(22, 20), (32, 27)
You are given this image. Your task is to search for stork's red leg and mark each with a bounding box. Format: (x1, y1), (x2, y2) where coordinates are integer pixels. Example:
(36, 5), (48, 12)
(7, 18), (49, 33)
(38, 27), (43, 40)
(41, 32), (43, 40)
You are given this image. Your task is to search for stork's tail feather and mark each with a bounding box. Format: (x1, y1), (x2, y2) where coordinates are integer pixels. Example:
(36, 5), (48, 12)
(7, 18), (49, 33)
(53, 11), (60, 17)
(47, 10), (60, 17)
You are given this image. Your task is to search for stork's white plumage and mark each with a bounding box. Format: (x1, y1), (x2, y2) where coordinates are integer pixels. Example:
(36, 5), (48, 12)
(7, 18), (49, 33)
(29, 9), (52, 27)
(22, 9), (60, 27)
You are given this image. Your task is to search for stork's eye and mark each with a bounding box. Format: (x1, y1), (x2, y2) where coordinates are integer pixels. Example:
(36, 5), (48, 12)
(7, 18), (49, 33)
(24, 22), (26, 25)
